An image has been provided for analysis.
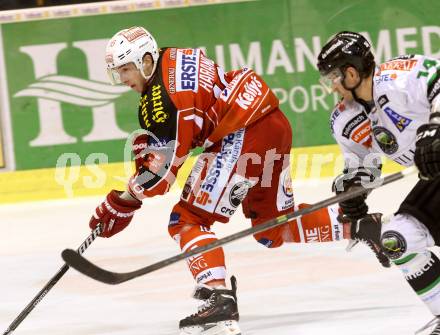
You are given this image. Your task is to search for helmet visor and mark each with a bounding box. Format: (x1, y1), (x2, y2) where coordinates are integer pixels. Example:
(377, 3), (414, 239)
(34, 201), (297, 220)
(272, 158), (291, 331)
(107, 68), (122, 85)
(319, 68), (343, 94)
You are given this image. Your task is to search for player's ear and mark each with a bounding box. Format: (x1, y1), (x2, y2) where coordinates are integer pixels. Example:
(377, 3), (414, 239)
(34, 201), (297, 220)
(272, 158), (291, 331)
(142, 54), (154, 76)
(345, 66), (360, 81)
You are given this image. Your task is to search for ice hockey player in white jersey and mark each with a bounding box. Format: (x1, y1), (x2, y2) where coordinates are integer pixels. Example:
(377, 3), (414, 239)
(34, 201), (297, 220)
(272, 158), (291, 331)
(317, 31), (440, 334)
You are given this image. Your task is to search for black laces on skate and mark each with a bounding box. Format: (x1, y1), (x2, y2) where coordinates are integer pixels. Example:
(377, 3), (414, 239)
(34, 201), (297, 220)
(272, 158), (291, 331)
(186, 293), (217, 319)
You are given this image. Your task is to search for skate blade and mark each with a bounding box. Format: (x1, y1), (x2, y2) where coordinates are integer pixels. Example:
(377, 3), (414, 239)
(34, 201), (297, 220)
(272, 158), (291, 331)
(180, 320), (241, 335)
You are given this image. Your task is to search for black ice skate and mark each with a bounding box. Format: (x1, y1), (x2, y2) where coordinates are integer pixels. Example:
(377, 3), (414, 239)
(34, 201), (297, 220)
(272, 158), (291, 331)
(342, 213), (391, 268)
(416, 316), (440, 335)
(179, 276), (241, 335)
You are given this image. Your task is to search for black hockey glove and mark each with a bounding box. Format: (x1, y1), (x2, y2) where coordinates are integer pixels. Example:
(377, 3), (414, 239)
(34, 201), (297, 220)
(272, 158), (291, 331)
(415, 123), (440, 180)
(339, 213), (391, 268)
(332, 169), (375, 221)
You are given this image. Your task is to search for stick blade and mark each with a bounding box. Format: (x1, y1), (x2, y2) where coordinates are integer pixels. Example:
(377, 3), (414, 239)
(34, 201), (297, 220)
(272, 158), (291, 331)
(61, 249), (126, 285)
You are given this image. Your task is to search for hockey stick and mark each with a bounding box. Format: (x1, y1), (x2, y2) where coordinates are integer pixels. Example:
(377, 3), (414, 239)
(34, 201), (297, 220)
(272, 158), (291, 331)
(2, 224), (102, 335)
(61, 167), (416, 285)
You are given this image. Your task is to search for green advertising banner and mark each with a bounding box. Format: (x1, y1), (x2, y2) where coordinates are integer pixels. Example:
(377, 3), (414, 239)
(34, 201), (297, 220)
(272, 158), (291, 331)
(1, 0), (439, 170)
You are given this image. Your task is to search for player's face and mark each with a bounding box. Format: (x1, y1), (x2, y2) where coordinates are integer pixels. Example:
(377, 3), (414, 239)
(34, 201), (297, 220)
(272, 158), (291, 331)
(116, 63), (146, 93)
(320, 68), (353, 101)
(332, 79), (353, 101)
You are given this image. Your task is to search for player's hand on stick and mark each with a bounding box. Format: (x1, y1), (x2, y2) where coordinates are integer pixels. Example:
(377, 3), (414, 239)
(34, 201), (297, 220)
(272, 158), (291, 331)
(332, 169), (375, 221)
(415, 123), (440, 180)
(89, 190), (142, 238)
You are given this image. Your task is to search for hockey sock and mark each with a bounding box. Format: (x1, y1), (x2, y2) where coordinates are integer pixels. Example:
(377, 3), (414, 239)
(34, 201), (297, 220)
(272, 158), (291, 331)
(395, 251), (440, 315)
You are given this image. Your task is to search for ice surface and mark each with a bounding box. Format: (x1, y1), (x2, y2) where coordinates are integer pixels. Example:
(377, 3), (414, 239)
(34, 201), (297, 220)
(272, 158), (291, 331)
(0, 173), (433, 334)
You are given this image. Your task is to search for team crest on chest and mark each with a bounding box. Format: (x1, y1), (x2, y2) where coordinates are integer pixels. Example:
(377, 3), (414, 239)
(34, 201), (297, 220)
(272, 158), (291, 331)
(372, 126), (399, 154)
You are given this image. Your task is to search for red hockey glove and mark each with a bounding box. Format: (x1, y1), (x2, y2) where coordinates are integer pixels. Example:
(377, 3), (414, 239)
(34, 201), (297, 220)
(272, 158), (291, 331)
(89, 190), (142, 238)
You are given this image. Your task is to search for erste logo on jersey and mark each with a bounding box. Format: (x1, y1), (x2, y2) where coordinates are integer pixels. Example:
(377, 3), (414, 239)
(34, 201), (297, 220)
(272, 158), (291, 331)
(375, 72), (397, 84)
(176, 49), (200, 92)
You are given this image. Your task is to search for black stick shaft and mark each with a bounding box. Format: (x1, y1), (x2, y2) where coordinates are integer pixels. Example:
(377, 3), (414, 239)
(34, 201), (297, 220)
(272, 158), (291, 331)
(2, 225), (102, 335)
(126, 168), (415, 278)
(62, 168), (415, 284)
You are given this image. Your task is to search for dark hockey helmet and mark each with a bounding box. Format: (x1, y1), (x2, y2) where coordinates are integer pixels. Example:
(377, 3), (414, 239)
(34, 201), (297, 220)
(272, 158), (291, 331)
(317, 31), (375, 78)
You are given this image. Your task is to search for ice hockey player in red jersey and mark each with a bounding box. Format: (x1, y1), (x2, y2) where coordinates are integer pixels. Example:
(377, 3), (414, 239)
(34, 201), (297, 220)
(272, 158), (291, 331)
(317, 31), (440, 334)
(89, 26), (387, 335)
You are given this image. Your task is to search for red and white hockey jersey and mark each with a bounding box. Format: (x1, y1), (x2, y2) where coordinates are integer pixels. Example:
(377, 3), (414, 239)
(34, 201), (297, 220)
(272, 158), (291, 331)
(128, 47), (279, 199)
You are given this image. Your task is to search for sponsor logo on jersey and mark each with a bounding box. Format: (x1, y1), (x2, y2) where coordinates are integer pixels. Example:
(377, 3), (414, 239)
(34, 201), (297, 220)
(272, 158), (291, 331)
(405, 256), (437, 281)
(375, 73), (397, 84)
(188, 254), (208, 274)
(333, 219), (342, 241)
(342, 113), (368, 139)
(168, 212), (181, 226)
(196, 191), (212, 206)
(277, 166), (294, 211)
(229, 181), (252, 207)
(182, 175), (195, 201)
(138, 84), (169, 129)
(198, 53), (216, 94)
(152, 85), (168, 124)
(195, 129), (245, 213)
(380, 59), (418, 72)
(196, 270), (213, 283)
(377, 94), (389, 108)
(428, 76), (440, 104)
(215, 175), (254, 218)
(168, 67), (176, 94)
(169, 48), (177, 61)
(329, 105), (342, 134)
(383, 107), (412, 132)
(220, 68), (249, 102)
(373, 126), (399, 154)
(139, 94), (151, 128)
(305, 225), (332, 243)
(235, 75), (263, 110)
(176, 49), (199, 92)
(351, 122), (371, 144)
(282, 171), (293, 198)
